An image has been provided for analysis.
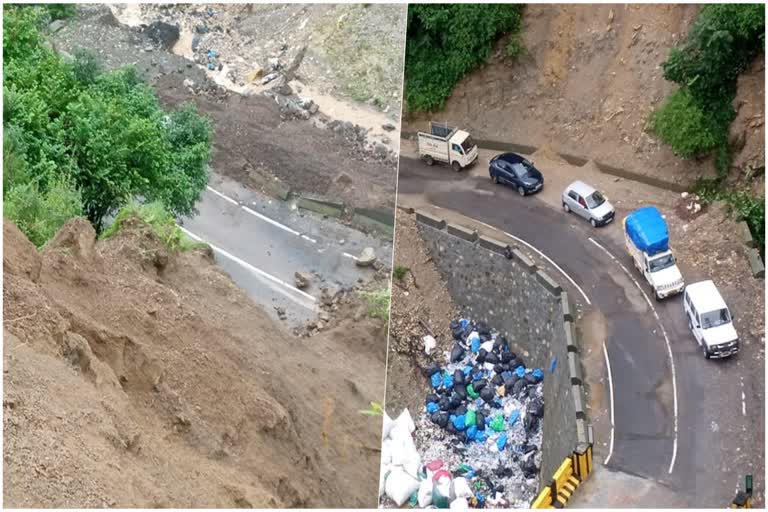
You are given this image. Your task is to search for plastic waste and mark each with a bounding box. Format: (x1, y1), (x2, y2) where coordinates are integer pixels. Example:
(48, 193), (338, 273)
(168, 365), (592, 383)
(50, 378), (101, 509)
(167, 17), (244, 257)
(532, 368), (544, 381)
(451, 414), (466, 431)
(424, 335), (437, 355)
(418, 478), (434, 508)
(475, 412), (486, 430)
(443, 373), (455, 389)
(466, 425), (478, 441)
(496, 433), (508, 451)
(427, 362), (441, 377)
(466, 384), (479, 399)
(450, 497), (469, 509)
(432, 472), (453, 509)
(515, 366), (526, 378)
(508, 409), (521, 426)
(427, 402), (440, 414)
(385, 468), (420, 506)
(480, 386), (495, 404)
(465, 409), (477, 427)
(490, 414), (505, 432)
(451, 344), (465, 363)
(431, 372), (442, 388)
(452, 477), (474, 499)
(382, 411), (395, 439)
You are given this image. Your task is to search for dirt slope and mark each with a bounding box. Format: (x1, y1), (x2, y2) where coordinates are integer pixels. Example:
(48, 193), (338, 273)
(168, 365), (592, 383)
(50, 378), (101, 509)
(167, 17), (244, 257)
(3, 218), (385, 508)
(406, 4), (764, 189)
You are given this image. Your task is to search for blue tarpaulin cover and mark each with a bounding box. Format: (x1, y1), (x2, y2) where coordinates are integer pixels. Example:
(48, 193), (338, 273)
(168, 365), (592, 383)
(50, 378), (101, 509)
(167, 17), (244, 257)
(625, 206), (669, 255)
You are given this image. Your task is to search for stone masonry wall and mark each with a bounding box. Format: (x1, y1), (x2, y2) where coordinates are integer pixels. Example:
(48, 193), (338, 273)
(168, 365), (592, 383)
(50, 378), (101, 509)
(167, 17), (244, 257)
(413, 210), (589, 486)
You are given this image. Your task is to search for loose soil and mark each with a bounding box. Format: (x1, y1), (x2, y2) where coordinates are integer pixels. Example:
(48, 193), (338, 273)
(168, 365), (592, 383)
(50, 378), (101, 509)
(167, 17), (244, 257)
(405, 4), (764, 191)
(384, 212), (459, 415)
(3, 218), (386, 508)
(52, 4), (399, 210)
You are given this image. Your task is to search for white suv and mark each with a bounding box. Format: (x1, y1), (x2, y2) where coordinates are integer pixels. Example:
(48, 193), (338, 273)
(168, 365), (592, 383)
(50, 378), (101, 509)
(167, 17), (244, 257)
(683, 280), (739, 359)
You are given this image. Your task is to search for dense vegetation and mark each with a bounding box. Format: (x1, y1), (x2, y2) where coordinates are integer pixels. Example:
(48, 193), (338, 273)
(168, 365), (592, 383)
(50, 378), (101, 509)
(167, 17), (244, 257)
(3, 5), (213, 247)
(404, 4), (524, 112)
(651, 4), (764, 174)
(651, 4), (764, 252)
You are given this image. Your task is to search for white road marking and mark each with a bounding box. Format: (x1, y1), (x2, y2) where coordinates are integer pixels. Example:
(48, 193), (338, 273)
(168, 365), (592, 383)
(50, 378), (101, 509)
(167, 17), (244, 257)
(603, 341), (616, 466)
(741, 379), (746, 416)
(588, 236), (679, 474)
(206, 185), (316, 243)
(500, 229), (592, 305)
(342, 252), (359, 261)
(179, 226), (318, 311)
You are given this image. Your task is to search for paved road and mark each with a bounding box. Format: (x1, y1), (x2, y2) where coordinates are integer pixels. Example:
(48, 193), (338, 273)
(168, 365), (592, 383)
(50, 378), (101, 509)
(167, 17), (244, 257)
(397, 156), (757, 507)
(181, 172), (391, 328)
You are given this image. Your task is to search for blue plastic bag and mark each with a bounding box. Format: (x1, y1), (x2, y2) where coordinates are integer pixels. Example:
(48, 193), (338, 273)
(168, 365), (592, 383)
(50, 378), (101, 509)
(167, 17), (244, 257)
(508, 410), (520, 426)
(452, 414), (466, 431)
(443, 373), (454, 389)
(515, 366), (526, 378)
(532, 368), (544, 382)
(426, 402), (439, 414)
(496, 433), (508, 451)
(431, 373), (442, 388)
(471, 337), (481, 353)
(466, 425), (478, 441)
(475, 431), (488, 443)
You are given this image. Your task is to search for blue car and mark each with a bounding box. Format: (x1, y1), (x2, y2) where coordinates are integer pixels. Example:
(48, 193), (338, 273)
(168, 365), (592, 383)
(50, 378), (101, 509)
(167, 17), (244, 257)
(489, 153), (544, 196)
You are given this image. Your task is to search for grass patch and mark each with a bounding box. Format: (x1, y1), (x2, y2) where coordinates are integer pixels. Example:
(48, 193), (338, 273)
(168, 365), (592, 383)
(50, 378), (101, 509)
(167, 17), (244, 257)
(359, 287), (391, 320)
(359, 401), (384, 417)
(101, 201), (208, 253)
(695, 179), (765, 255)
(393, 265), (410, 281)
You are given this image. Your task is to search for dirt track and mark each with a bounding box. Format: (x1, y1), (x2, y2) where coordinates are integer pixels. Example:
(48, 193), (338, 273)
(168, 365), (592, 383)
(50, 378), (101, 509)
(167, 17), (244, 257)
(3, 218), (386, 507)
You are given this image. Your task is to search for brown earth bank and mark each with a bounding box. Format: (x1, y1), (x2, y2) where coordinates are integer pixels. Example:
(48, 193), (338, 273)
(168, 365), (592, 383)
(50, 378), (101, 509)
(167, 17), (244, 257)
(384, 212), (459, 416)
(3, 218), (386, 508)
(405, 4), (764, 190)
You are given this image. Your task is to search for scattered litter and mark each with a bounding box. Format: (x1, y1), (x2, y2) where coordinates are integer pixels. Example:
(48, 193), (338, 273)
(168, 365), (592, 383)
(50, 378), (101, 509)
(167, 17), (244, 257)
(382, 317), (544, 508)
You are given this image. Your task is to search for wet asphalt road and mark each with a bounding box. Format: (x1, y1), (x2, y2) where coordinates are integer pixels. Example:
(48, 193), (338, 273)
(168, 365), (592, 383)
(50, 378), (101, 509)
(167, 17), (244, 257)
(181, 172), (392, 328)
(397, 156), (758, 507)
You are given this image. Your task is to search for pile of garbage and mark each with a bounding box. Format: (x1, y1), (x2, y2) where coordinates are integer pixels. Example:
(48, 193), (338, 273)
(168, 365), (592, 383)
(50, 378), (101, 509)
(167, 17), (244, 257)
(380, 318), (545, 508)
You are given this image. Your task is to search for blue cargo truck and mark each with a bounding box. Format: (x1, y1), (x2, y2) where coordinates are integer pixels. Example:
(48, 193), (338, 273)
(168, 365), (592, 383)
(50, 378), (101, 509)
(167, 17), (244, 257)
(623, 206), (684, 301)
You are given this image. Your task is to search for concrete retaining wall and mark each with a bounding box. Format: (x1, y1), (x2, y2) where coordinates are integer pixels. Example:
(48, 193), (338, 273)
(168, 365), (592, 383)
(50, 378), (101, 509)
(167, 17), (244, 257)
(414, 210), (590, 486)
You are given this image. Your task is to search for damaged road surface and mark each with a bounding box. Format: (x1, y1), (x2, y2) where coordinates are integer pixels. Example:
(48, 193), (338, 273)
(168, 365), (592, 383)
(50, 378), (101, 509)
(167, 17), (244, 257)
(182, 173), (391, 328)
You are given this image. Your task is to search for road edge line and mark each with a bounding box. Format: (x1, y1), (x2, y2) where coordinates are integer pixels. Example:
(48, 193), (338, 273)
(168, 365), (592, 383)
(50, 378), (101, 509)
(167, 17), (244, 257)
(602, 341), (616, 466)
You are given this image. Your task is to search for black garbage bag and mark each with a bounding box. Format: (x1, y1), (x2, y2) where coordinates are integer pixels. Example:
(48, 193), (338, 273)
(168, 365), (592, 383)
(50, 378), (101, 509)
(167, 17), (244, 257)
(521, 458), (538, 478)
(455, 404), (468, 416)
(480, 386), (495, 404)
(453, 369), (465, 386)
(426, 393), (439, 405)
(493, 364), (504, 374)
(439, 397), (451, 411)
(509, 358), (522, 370)
(477, 321), (491, 336)
(524, 412), (539, 433)
(476, 348), (487, 364)
(426, 362), (441, 377)
(524, 373), (539, 385)
(527, 386), (539, 398)
(451, 344), (465, 363)
(491, 374), (504, 387)
(472, 380), (487, 392)
(503, 377), (516, 393)
(512, 379), (526, 396)
(485, 352), (499, 365)
(523, 443), (537, 454)
(500, 352), (513, 364)
(455, 384), (468, 400)
(446, 422), (457, 434)
(432, 411), (449, 428)
(452, 325), (465, 341)
(529, 398), (544, 418)
(476, 412), (486, 430)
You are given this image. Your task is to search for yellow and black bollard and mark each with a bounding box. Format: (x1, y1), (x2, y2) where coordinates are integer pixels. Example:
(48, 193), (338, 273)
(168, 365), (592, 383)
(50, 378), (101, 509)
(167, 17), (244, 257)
(731, 475), (753, 509)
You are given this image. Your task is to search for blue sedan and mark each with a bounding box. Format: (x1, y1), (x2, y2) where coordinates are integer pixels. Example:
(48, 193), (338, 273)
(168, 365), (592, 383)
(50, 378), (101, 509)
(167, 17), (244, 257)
(489, 153), (544, 196)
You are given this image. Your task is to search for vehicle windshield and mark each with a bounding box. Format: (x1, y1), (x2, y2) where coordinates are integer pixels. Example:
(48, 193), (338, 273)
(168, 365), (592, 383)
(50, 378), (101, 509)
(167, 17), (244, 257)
(586, 191), (606, 209)
(649, 253), (675, 272)
(700, 308), (731, 329)
(511, 161), (534, 179)
(461, 137), (476, 153)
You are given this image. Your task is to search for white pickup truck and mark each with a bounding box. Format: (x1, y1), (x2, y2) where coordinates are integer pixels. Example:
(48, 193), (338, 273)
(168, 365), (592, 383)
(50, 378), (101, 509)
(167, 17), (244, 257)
(417, 122), (478, 172)
(623, 206), (684, 301)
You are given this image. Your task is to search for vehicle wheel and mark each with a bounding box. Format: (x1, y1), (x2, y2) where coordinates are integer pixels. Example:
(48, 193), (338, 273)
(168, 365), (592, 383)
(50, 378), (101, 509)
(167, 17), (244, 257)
(452, 161), (462, 172)
(424, 155), (434, 166)
(590, 218), (597, 228)
(492, 174), (499, 184)
(563, 202), (570, 213)
(654, 290), (662, 302)
(517, 186), (526, 196)
(702, 344), (711, 359)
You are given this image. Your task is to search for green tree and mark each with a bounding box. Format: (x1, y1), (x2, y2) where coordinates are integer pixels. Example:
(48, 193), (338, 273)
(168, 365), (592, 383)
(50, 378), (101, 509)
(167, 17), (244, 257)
(405, 4), (524, 112)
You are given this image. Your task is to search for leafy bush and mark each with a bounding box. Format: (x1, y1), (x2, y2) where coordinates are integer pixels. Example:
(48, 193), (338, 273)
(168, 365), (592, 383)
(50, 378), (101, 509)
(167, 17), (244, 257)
(505, 33), (527, 60)
(653, 4), (764, 173)
(360, 287), (391, 320)
(101, 201), (207, 252)
(3, 5), (213, 240)
(650, 88), (720, 158)
(405, 4), (524, 112)
(696, 179), (765, 253)
(44, 4), (77, 21)
(393, 265), (410, 280)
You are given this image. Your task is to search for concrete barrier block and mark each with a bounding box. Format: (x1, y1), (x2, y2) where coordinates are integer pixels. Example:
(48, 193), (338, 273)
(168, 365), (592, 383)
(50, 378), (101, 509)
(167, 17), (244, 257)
(568, 352), (582, 385)
(297, 196), (344, 218)
(561, 291), (573, 321)
(738, 221), (756, 248)
(564, 321), (578, 353)
(536, 270), (562, 296)
(588, 423), (594, 445)
(415, 210), (446, 230)
(447, 223), (478, 242)
(479, 235), (510, 255)
(354, 207), (395, 227)
(352, 214), (394, 239)
(512, 249), (536, 273)
(572, 384), (586, 419)
(747, 248), (765, 278)
(576, 418), (589, 446)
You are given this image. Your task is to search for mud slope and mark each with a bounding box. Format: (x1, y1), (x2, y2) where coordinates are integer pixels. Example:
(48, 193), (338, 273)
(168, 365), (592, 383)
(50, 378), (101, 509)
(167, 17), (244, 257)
(3, 218), (385, 508)
(407, 4), (763, 188)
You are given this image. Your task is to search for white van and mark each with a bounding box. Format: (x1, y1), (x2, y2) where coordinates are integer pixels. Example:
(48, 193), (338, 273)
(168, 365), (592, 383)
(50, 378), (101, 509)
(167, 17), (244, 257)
(683, 280), (739, 359)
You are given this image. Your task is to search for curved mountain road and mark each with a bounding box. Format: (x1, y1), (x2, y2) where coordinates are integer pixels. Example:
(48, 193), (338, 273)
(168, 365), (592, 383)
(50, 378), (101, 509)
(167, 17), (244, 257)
(397, 156), (757, 507)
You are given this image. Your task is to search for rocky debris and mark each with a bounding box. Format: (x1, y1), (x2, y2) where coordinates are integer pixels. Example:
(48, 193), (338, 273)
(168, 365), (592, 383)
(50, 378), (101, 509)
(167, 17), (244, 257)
(48, 20), (66, 34)
(382, 122), (396, 132)
(356, 247), (377, 267)
(274, 306), (287, 320)
(294, 272), (311, 289)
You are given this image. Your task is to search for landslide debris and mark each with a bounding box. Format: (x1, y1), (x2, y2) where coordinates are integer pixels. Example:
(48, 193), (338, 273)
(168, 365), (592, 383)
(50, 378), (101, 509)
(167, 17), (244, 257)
(3, 217), (385, 508)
